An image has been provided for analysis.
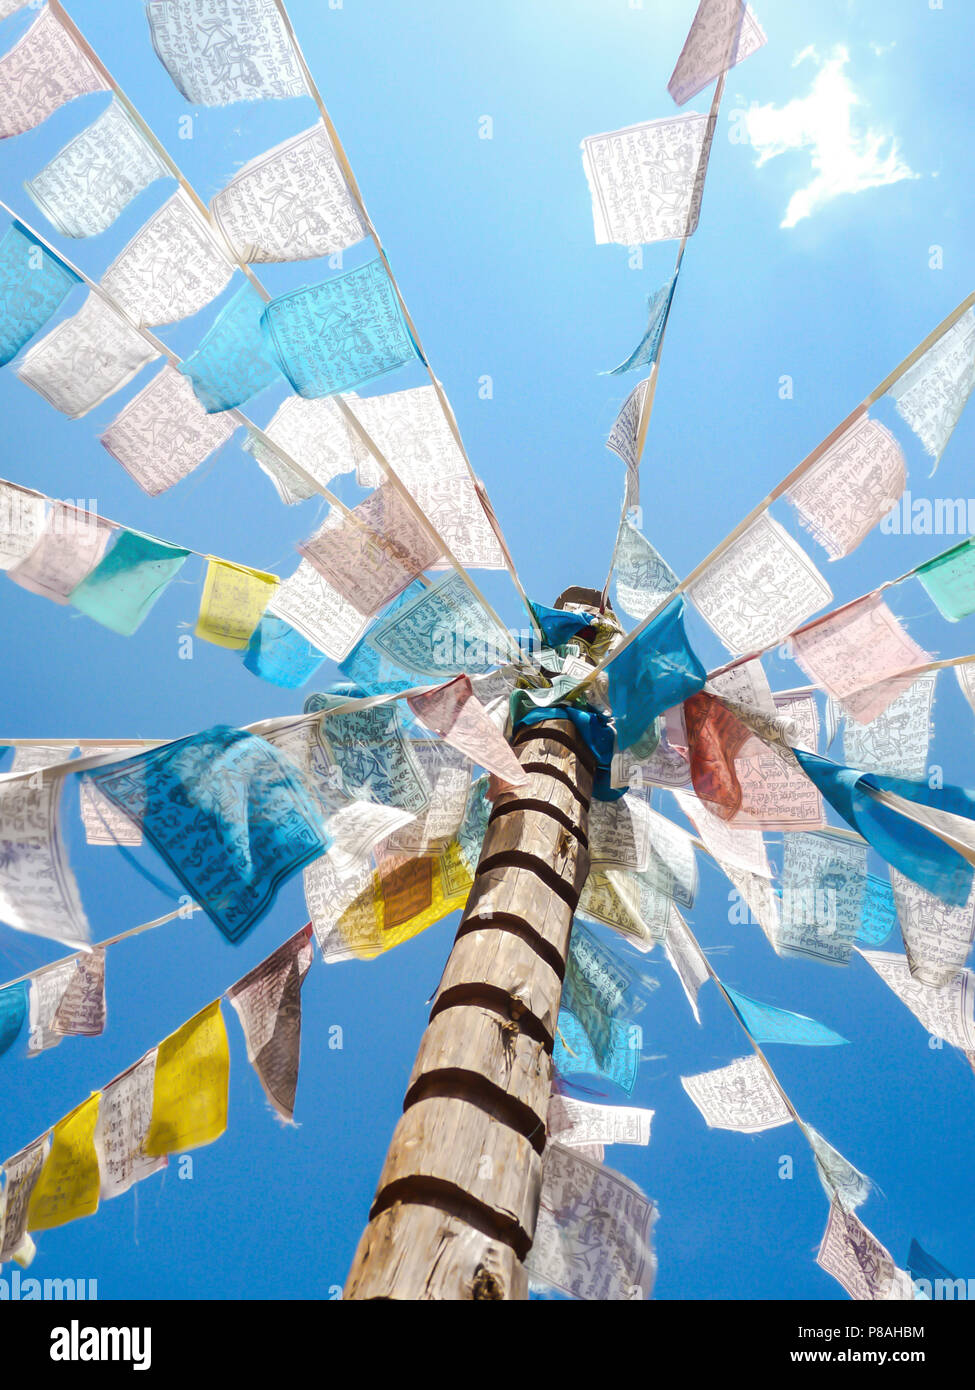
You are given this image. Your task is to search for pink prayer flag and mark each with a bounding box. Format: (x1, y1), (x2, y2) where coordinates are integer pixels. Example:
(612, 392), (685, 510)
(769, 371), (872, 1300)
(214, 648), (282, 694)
(0, 6), (107, 141)
(792, 594), (931, 725)
(408, 676), (527, 790)
(298, 482), (442, 618)
(787, 417), (906, 561)
(8, 502), (114, 604)
(668, 0), (767, 107)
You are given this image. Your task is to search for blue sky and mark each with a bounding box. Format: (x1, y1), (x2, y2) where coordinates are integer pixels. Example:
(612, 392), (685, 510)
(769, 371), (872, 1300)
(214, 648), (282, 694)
(0, 0), (973, 1301)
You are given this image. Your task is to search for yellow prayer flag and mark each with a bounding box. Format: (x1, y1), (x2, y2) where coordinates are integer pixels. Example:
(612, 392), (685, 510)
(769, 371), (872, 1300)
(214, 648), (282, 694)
(337, 840), (474, 959)
(195, 557), (279, 650)
(27, 1093), (101, 1233)
(145, 1000), (229, 1157)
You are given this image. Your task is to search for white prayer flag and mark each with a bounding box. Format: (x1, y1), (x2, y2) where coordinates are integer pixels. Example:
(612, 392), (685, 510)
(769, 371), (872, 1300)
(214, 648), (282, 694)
(268, 560), (371, 661)
(787, 417), (906, 560)
(25, 100), (167, 239)
(146, 0), (307, 106)
(16, 292), (158, 419)
(101, 192), (234, 327)
(889, 307), (975, 465)
(860, 948), (975, 1050)
(244, 394), (364, 505)
(94, 1051), (166, 1199)
(581, 111), (712, 246)
(211, 122), (367, 262)
(0, 4), (107, 140)
(681, 1054), (791, 1132)
(0, 770), (90, 946)
(668, 0), (767, 106)
(28, 950), (105, 1053)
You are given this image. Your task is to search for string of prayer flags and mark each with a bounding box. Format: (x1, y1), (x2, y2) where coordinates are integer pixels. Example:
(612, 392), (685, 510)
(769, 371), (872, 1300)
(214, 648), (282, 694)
(181, 284), (282, 414)
(78, 745), (144, 846)
(244, 393), (363, 504)
(69, 528), (190, 636)
(0, 221), (80, 367)
(860, 949), (975, 1050)
(808, 1127), (872, 1212)
(211, 121), (367, 263)
(84, 726), (330, 943)
(261, 260), (420, 399)
(792, 593), (931, 725)
(526, 1143), (657, 1301)
(778, 831), (867, 966)
(793, 749), (975, 908)
(916, 537), (975, 622)
(298, 483), (441, 619)
(101, 192), (234, 328)
(668, 0), (767, 106)
(614, 520), (679, 621)
(26, 1093), (101, 1233)
(0, 4), (106, 140)
(817, 1205), (916, 1301)
(723, 985), (848, 1046)
(144, 1001), (229, 1155)
(0, 981), (27, 1058)
(888, 305), (975, 466)
(100, 365), (236, 496)
(243, 612), (327, 689)
(890, 869), (975, 989)
(268, 559), (371, 662)
(608, 276), (677, 376)
(547, 1094), (653, 1150)
(786, 417), (906, 561)
(333, 840), (473, 959)
(363, 571), (504, 678)
(554, 1009), (640, 1095)
(0, 768), (90, 946)
(581, 112), (712, 246)
(16, 292), (159, 418)
(25, 99), (167, 239)
(842, 675), (935, 783)
(689, 514), (833, 654)
(146, 0), (307, 106)
(0, 1136), (49, 1263)
(346, 386), (505, 570)
(607, 597), (707, 750)
(407, 675), (527, 788)
(94, 1050), (166, 1198)
(227, 926), (313, 1124)
(195, 557), (278, 650)
(681, 1054), (792, 1133)
(8, 502), (113, 603)
(27, 950), (106, 1054)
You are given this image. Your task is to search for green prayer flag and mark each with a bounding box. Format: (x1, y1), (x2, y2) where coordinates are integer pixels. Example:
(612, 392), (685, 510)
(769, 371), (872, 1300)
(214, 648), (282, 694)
(70, 529), (190, 636)
(916, 538), (975, 621)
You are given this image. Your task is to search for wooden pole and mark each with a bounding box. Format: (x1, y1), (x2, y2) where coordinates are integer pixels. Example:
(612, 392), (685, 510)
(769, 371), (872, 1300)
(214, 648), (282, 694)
(344, 716), (594, 1299)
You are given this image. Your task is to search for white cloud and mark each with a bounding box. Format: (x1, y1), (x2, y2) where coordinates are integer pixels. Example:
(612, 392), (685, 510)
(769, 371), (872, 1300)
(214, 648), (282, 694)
(743, 46), (917, 228)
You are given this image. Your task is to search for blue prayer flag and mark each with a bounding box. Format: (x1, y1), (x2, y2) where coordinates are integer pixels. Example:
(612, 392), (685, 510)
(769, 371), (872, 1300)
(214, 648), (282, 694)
(181, 285), (282, 413)
(243, 612), (328, 689)
(855, 874), (897, 946)
(529, 600), (594, 648)
(724, 985), (848, 1046)
(0, 981), (27, 1058)
(907, 1238), (956, 1289)
(554, 1008), (639, 1095)
(793, 749), (975, 907)
(607, 274), (678, 376)
(84, 726), (330, 944)
(261, 259), (419, 398)
(607, 597), (706, 751)
(0, 221), (79, 367)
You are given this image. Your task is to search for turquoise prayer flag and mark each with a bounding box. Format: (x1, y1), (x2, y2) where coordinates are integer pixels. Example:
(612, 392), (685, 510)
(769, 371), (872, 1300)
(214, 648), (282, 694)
(607, 274), (678, 376)
(724, 985), (848, 1046)
(243, 612), (328, 689)
(856, 874), (897, 946)
(84, 726), (330, 944)
(0, 981), (27, 1058)
(69, 528), (190, 636)
(0, 221), (79, 367)
(528, 600), (594, 648)
(181, 285), (283, 413)
(916, 538), (975, 621)
(261, 258), (419, 398)
(607, 597), (706, 751)
(554, 1007), (639, 1095)
(793, 748), (975, 907)
(338, 579), (425, 694)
